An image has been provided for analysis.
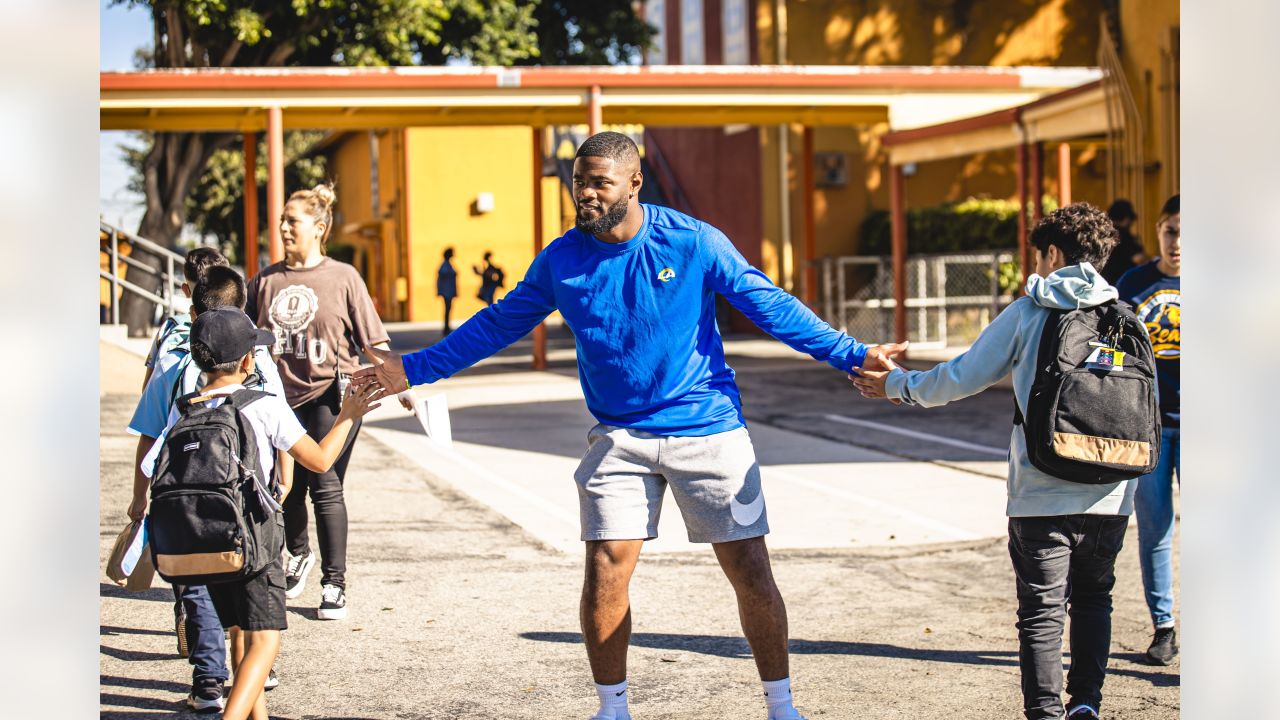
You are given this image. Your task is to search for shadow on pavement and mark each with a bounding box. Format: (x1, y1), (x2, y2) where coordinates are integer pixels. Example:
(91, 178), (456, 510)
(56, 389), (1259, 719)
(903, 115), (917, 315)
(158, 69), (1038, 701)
(101, 674), (189, 694)
(101, 582), (172, 603)
(521, 631), (1179, 687)
(101, 624), (170, 638)
(100, 643), (175, 663)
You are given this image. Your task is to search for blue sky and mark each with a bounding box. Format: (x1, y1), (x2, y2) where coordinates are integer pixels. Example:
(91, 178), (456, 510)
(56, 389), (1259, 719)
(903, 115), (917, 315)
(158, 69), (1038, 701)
(100, 0), (152, 230)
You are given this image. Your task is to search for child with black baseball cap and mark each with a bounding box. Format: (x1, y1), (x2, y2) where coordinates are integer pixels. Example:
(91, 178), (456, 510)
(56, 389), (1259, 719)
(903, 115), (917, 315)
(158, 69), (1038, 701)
(141, 307), (385, 720)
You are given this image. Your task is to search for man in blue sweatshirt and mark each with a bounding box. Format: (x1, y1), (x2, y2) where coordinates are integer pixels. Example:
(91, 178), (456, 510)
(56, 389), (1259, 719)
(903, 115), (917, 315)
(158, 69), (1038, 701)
(852, 204), (1133, 720)
(354, 132), (903, 720)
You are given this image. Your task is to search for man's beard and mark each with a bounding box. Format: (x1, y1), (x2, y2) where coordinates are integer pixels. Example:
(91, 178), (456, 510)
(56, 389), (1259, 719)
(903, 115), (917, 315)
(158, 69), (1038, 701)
(575, 197), (630, 235)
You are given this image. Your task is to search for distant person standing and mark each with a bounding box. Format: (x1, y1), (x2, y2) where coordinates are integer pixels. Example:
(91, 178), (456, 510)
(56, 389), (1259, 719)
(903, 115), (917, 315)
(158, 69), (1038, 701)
(1115, 194), (1181, 666)
(473, 250), (505, 306)
(437, 247), (458, 334)
(1101, 199), (1147, 284)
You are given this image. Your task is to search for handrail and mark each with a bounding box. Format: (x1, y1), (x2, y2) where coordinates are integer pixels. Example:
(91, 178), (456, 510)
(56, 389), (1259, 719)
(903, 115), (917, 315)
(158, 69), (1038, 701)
(100, 220), (186, 326)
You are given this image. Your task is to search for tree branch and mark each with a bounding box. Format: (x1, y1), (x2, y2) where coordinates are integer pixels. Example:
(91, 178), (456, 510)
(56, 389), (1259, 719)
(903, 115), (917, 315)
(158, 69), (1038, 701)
(219, 39), (243, 67)
(265, 42), (296, 67)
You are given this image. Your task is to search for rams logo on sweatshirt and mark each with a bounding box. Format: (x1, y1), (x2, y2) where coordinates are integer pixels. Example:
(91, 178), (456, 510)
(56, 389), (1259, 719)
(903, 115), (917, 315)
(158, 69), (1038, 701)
(657, 267), (676, 283)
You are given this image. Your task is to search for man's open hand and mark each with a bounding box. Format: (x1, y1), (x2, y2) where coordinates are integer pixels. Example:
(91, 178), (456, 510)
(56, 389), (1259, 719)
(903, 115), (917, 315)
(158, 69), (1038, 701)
(353, 347), (410, 395)
(862, 341), (908, 372)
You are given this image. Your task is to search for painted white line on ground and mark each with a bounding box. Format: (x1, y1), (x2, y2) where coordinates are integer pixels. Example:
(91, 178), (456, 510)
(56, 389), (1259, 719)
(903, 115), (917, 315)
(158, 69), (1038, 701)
(762, 465), (982, 542)
(823, 413), (1008, 456)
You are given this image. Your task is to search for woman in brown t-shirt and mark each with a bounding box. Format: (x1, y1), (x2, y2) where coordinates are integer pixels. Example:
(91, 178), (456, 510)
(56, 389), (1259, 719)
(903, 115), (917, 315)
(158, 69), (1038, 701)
(246, 183), (396, 621)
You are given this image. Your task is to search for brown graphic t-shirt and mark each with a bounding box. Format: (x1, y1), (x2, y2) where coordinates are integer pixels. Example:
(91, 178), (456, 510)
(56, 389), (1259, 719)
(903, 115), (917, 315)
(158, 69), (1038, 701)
(246, 258), (389, 407)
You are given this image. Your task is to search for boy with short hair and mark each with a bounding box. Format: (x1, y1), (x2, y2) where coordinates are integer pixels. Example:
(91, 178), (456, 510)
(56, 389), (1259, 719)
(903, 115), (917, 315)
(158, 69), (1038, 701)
(142, 307), (383, 720)
(141, 246), (230, 390)
(852, 204), (1136, 720)
(125, 265), (284, 711)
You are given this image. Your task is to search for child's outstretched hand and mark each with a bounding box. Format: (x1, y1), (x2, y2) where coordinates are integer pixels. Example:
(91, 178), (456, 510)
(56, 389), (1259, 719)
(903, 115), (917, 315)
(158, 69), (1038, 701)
(850, 355), (901, 404)
(339, 379), (385, 419)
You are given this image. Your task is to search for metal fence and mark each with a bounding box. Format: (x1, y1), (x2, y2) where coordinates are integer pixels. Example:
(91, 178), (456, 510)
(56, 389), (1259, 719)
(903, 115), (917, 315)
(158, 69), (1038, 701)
(819, 251), (1018, 349)
(100, 220), (186, 325)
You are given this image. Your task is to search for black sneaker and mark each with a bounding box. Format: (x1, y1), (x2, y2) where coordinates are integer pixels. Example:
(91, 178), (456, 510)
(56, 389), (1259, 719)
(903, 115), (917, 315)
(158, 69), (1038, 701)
(1146, 626), (1178, 665)
(318, 583), (347, 620)
(284, 550), (317, 600)
(1066, 704), (1100, 719)
(264, 667), (279, 691)
(186, 678), (225, 713)
(174, 600), (189, 658)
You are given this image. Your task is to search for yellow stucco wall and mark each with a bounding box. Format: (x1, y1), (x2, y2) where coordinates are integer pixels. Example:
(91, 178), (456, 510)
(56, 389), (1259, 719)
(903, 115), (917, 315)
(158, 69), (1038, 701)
(404, 126), (537, 324)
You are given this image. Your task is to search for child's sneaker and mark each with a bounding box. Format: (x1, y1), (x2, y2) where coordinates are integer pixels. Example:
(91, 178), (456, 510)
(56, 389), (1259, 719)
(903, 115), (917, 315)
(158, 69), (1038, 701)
(768, 708), (809, 720)
(186, 677), (225, 713)
(284, 550), (317, 600)
(318, 584), (347, 620)
(589, 712), (631, 720)
(1145, 626), (1178, 665)
(263, 667), (279, 691)
(1067, 705), (1100, 719)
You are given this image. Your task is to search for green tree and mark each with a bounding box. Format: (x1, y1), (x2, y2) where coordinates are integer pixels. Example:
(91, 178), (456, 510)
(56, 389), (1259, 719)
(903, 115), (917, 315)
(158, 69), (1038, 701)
(112, 0), (545, 335)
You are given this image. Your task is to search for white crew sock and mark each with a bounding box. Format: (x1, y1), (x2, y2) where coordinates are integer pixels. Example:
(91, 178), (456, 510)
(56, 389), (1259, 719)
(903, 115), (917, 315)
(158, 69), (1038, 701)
(593, 679), (629, 719)
(762, 677), (796, 718)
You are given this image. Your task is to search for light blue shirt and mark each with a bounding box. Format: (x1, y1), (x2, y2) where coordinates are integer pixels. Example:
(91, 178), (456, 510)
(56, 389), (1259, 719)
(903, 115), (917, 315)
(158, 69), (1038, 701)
(128, 344), (284, 439)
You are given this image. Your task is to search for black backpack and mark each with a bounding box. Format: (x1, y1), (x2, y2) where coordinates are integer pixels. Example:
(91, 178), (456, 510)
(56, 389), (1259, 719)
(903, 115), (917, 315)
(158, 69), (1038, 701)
(1016, 300), (1161, 484)
(148, 388), (282, 585)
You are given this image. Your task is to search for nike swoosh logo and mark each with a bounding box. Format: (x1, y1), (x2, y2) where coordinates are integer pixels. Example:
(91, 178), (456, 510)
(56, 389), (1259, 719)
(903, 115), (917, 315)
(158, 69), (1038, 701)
(615, 690), (626, 696)
(729, 492), (765, 526)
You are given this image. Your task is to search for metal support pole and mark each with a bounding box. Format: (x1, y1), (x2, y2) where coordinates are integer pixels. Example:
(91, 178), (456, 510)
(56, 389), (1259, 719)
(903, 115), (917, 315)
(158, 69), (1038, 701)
(267, 106), (285, 263)
(1030, 142), (1044, 227)
(1016, 142), (1029, 286)
(889, 162), (907, 344)
(243, 132), (259, 275)
(531, 126), (548, 371)
(110, 229), (120, 325)
(166, 255), (176, 317)
(588, 85), (602, 135)
(778, 125), (793, 292)
(801, 125), (817, 306)
(1057, 142), (1072, 206)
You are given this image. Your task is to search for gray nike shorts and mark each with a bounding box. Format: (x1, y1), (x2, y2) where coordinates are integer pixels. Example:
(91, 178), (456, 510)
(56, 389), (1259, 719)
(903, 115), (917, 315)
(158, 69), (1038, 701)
(573, 423), (769, 544)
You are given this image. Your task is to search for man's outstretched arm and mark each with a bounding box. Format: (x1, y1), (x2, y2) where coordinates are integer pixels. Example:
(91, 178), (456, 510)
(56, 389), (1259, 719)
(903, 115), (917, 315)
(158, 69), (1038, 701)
(702, 226), (905, 372)
(353, 251), (557, 392)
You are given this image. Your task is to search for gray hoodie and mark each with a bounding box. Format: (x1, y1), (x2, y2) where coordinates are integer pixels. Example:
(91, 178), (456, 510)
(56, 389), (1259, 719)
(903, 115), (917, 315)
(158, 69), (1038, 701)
(884, 262), (1136, 517)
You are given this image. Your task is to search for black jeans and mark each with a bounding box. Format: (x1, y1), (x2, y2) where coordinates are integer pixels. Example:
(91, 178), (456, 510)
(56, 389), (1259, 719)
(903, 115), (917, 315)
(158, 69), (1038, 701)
(284, 380), (362, 589)
(1008, 514), (1129, 720)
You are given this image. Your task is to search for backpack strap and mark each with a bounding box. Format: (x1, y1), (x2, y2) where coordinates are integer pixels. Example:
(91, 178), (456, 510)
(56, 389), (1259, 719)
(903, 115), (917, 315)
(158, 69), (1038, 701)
(224, 387), (271, 410)
(174, 390), (205, 416)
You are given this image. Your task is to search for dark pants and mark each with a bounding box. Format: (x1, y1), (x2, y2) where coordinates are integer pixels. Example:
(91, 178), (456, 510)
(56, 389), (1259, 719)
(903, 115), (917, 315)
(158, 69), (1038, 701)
(173, 583), (228, 684)
(284, 381), (362, 589)
(1008, 515), (1129, 719)
(442, 296), (454, 333)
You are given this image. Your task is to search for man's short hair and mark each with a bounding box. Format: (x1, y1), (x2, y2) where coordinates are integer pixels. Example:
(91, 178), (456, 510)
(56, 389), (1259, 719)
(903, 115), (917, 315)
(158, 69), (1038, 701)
(190, 340), (243, 374)
(575, 131), (640, 168)
(184, 247), (229, 284)
(1030, 203), (1118, 268)
(192, 265), (247, 314)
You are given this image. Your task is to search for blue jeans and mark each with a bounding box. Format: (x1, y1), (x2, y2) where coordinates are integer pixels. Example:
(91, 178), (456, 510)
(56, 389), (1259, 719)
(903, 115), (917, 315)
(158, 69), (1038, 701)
(1134, 426), (1180, 627)
(174, 584), (228, 683)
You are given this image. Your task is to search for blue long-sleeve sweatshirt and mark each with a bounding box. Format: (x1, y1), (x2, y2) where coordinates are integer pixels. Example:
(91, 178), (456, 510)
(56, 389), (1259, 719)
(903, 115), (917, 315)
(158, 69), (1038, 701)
(403, 204), (868, 436)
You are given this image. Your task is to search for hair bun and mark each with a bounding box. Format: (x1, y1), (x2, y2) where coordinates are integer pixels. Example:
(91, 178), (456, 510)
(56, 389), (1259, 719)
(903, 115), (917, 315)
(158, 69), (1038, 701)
(312, 183), (337, 208)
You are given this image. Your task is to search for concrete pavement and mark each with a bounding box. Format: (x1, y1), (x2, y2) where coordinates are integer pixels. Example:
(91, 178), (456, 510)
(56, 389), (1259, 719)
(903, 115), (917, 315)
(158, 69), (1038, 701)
(99, 333), (1179, 718)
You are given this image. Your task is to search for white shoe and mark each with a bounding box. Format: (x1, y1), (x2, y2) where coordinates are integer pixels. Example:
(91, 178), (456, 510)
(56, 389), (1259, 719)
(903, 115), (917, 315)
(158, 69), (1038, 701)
(283, 550), (316, 600)
(590, 713), (631, 720)
(317, 583), (348, 620)
(768, 708), (808, 720)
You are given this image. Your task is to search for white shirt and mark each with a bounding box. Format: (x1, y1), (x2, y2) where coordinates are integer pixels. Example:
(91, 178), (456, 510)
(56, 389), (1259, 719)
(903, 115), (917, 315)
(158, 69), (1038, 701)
(142, 383), (306, 483)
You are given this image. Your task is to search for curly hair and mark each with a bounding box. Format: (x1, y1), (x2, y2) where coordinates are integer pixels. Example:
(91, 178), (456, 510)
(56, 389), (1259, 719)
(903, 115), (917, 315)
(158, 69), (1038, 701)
(1030, 203), (1118, 268)
(183, 246), (229, 285)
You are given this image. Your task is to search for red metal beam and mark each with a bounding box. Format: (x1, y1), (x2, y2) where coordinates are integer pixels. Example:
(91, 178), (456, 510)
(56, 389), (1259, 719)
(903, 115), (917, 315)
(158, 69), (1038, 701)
(1058, 142), (1072, 205)
(1016, 142), (1029, 285)
(100, 66), (1038, 92)
(531, 127), (547, 371)
(242, 132), (259, 276)
(889, 162), (907, 343)
(882, 107), (1020, 148)
(802, 126), (817, 306)
(267, 106), (284, 263)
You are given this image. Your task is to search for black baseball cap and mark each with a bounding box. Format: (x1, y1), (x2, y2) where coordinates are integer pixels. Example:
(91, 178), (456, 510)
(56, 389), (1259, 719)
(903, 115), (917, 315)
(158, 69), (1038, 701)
(190, 307), (275, 364)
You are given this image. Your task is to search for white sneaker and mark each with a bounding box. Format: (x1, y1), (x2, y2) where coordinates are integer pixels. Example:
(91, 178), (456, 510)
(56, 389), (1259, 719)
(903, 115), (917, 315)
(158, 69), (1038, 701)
(317, 583), (347, 620)
(590, 712), (631, 720)
(768, 708), (808, 720)
(284, 550), (317, 600)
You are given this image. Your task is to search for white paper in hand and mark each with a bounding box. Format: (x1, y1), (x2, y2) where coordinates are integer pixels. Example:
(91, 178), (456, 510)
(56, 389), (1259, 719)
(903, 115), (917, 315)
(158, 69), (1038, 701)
(413, 392), (453, 450)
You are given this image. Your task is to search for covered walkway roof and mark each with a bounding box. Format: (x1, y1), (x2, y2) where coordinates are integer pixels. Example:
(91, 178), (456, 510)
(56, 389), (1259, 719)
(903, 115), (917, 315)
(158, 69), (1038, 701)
(100, 65), (1101, 132)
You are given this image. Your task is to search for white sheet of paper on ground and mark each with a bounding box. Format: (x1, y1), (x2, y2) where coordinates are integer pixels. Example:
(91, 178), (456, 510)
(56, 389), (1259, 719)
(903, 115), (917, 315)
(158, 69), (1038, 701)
(413, 392), (453, 449)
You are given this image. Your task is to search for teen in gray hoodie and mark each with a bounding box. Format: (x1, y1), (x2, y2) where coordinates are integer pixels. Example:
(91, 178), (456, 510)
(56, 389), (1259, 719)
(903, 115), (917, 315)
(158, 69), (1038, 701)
(853, 204), (1132, 720)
